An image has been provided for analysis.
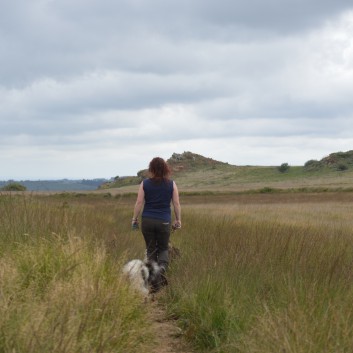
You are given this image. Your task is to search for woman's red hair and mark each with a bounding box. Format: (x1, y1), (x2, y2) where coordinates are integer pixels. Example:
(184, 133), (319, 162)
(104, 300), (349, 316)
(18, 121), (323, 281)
(148, 157), (171, 180)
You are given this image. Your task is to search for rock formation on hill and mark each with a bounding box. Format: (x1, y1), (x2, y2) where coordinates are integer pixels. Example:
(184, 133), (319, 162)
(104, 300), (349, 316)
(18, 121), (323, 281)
(304, 150), (353, 171)
(100, 152), (229, 189)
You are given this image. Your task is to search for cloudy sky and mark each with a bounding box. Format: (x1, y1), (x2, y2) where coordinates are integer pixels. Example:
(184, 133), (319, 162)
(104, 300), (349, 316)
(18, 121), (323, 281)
(1, 0), (353, 179)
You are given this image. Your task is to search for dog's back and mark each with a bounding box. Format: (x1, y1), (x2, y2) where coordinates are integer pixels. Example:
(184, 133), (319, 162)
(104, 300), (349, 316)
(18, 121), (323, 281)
(123, 258), (170, 297)
(122, 259), (149, 295)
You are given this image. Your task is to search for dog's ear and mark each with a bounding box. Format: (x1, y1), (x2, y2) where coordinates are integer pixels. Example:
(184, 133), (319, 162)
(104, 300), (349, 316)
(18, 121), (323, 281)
(145, 260), (160, 274)
(145, 261), (153, 273)
(148, 266), (168, 294)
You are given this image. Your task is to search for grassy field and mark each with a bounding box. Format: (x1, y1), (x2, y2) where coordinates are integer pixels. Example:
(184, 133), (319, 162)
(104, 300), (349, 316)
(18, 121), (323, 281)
(91, 164), (353, 195)
(1, 190), (353, 352)
(0, 193), (154, 353)
(166, 196), (353, 352)
(171, 164), (353, 192)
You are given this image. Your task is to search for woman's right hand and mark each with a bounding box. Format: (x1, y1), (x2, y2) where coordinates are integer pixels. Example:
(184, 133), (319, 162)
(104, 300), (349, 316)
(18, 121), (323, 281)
(131, 219), (139, 230)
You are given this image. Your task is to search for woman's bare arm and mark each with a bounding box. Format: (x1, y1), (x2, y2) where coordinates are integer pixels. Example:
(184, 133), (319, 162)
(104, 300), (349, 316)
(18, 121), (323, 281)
(172, 181), (181, 227)
(132, 182), (145, 220)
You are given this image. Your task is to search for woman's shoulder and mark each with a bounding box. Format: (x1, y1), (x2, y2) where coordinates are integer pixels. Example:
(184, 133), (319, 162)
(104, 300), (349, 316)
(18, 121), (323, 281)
(142, 178), (150, 188)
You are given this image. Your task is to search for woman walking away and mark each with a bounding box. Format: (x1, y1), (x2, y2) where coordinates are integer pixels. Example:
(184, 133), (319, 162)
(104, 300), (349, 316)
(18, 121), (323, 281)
(132, 157), (181, 288)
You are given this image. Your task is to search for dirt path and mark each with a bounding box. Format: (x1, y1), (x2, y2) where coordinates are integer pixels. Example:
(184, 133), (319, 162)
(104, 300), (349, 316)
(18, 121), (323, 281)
(147, 297), (194, 353)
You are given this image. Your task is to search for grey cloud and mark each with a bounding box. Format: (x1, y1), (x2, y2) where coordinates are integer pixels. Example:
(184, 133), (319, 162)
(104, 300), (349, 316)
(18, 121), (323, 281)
(185, 0), (353, 34)
(2, 0), (353, 87)
(0, 70), (225, 121)
(51, 0), (353, 35)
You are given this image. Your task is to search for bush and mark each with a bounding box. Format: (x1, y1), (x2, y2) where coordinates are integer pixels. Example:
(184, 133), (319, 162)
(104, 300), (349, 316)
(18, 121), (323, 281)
(1, 182), (27, 191)
(278, 163), (290, 173)
(337, 163), (349, 171)
(260, 187), (275, 193)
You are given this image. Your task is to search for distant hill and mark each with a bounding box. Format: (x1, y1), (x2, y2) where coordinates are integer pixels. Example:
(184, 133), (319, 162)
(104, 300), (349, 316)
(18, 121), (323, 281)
(138, 151), (230, 178)
(99, 151), (229, 189)
(0, 179), (109, 191)
(99, 150), (353, 193)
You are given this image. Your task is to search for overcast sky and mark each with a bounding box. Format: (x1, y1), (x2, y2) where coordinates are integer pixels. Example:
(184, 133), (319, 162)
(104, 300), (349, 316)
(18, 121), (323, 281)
(1, 0), (353, 179)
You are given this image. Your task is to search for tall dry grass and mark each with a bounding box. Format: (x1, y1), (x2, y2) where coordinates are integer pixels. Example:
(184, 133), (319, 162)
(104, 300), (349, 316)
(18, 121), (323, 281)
(0, 193), (153, 353)
(2, 192), (353, 352)
(165, 201), (353, 353)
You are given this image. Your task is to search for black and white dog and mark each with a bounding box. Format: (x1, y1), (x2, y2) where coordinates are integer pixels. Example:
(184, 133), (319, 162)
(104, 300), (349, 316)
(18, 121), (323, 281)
(122, 259), (167, 297)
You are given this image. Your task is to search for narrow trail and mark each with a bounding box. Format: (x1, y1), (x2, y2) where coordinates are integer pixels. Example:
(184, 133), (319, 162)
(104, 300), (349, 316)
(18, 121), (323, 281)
(147, 298), (194, 353)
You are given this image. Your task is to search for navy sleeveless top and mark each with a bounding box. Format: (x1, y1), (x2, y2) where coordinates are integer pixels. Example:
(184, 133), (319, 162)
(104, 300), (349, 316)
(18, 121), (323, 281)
(142, 178), (174, 222)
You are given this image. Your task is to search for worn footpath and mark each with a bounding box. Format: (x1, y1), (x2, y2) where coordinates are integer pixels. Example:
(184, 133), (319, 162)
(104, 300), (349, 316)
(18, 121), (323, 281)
(147, 298), (194, 353)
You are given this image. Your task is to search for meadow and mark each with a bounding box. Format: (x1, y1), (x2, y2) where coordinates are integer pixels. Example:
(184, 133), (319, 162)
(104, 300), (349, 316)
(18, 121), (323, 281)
(169, 194), (353, 352)
(1, 191), (353, 352)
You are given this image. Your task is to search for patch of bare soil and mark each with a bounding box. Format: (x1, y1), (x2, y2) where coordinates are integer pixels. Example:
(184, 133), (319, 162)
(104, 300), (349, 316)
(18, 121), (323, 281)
(147, 296), (194, 353)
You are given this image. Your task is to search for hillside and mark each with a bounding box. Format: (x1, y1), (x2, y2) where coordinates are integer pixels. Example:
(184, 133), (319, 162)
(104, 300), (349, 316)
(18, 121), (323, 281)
(99, 151), (230, 189)
(100, 150), (353, 193)
(305, 150), (353, 171)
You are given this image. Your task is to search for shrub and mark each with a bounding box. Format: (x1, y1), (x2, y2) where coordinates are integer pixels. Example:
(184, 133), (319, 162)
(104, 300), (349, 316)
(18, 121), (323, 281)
(260, 187), (274, 193)
(278, 163), (290, 173)
(337, 163), (349, 171)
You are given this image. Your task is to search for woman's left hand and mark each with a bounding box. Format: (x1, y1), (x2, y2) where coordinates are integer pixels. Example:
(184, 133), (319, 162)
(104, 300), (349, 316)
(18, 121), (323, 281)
(172, 220), (181, 230)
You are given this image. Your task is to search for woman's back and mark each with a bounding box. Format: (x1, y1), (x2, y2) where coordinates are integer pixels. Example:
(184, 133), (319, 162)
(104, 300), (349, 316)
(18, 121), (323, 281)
(142, 178), (173, 222)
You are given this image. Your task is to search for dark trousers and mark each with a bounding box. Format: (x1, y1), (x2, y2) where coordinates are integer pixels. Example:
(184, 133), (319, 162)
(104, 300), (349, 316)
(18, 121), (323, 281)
(141, 217), (171, 269)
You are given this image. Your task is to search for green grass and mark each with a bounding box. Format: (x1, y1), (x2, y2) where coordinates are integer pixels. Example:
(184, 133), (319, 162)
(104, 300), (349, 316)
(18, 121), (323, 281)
(111, 164), (351, 195)
(2, 192), (353, 352)
(172, 164), (353, 191)
(164, 202), (353, 352)
(0, 194), (153, 353)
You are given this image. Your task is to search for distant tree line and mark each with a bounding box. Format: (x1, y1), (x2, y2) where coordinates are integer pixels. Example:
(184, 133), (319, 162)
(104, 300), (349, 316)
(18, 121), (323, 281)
(0, 182), (27, 191)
